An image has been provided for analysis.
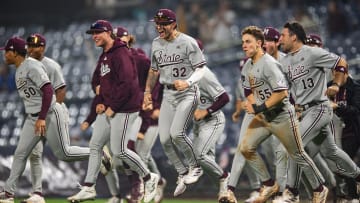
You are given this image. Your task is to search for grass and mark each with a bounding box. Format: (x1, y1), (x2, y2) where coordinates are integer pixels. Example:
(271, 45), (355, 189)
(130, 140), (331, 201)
(15, 198), (246, 203)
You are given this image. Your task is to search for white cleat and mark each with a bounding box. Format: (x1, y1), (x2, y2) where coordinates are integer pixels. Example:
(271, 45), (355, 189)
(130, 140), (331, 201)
(21, 194), (46, 203)
(219, 173), (230, 195)
(272, 189), (299, 203)
(253, 182), (279, 203)
(174, 176), (187, 197)
(312, 186), (328, 203)
(143, 173), (159, 203)
(67, 185), (96, 202)
(106, 196), (121, 203)
(244, 191), (259, 203)
(218, 189), (237, 203)
(0, 191), (14, 203)
(154, 178), (167, 203)
(100, 146), (113, 176)
(183, 166), (203, 184)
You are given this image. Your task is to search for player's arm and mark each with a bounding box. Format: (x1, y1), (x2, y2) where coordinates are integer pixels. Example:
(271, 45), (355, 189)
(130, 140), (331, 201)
(174, 66), (205, 91)
(35, 83), (54, 136)
(143, 68), (159, 111)
(327, 57), (348, 97)
(55, 86), (66, 103)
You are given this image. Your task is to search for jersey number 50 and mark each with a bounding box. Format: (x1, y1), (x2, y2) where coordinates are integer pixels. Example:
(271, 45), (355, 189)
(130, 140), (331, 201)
(24, 87), (37, 98)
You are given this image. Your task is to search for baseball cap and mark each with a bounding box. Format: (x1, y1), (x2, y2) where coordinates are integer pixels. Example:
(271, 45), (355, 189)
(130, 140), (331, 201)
(150, 8), (176, 25)
(263, 27), (280, 41)
(86, 20), (113, 34)
(306, 34), (322, 46)
(0, 37), (27, 55)
(27, 33), (46, 47)
(113, 26), (129, 38)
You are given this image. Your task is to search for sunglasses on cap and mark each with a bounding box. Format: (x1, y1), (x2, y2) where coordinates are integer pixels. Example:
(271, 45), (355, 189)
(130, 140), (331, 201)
(153, 16), (174, 26)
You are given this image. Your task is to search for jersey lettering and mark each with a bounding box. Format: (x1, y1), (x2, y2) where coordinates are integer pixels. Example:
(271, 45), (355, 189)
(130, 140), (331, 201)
(287, 65), (309, 81)
(258, 89), (271, 100)
(100, 63), (110, 77)
(172, 67), (187, 77)
(301, 78), (315, 89)
(156, 50), (184, 66)
(24, 87), (37, 98)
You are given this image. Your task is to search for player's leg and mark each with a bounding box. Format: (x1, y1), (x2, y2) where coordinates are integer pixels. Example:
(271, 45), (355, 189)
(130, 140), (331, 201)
(110, 112), (159, 203)
(46, 103), (90, 161)
(171, 90), (202, 184)
(2, 116), (42, 200)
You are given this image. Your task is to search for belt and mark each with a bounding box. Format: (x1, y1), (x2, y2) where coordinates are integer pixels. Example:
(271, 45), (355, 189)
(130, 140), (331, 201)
(165, 84), (177, 90)
(263, 107), (283, 121)
(30, 112), (39, 117)
(296, 101), (323, 112)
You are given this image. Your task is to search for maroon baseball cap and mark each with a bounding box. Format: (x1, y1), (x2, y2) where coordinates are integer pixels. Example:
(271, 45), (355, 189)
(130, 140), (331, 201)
(150, 8), (176, 24)
(27, 33), (46, 47)
(263, 27), (280, 41)
(86, 20), (113, 34)
(113, 26), (129, 38)
(0, 37), (27, 55)
(306, 34), (322, 46)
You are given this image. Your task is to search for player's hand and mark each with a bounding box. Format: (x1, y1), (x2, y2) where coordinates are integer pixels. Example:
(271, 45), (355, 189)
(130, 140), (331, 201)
(174, 80), (189, 91)
(137, 132), (145, 140)
(95, 85), (100, 95)
(325, 85), (339, 97)
(151, 109), (160, 120)
(35, 119), (46, 136)
(243, 101), (255, 114)
(105, 107), (115, 117)
(142, 92), (153, 111)
(81, 122), (89, 131)
(232, 111), (241, 122)
(330, 101), (338, 109)
(194, 109), (208, 121)
(96, 104), (105, 114)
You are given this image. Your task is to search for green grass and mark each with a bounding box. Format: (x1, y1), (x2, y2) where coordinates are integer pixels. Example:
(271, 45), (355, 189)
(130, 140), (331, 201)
(15, 198), (246, 203)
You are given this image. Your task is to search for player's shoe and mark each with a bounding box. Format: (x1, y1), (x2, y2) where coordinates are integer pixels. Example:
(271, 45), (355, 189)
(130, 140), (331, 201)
(348, 198), (360, 203)
(106, 196), (122, 203)
(357, 181), (360, 196)
(131, 179), (144, 202)
(174, 175), (187, 197)
(100, 146), (113, 176)
(67, 185), (96, 202)
(143, 173), (159, 203)
(21, 193), (46, 203)
(272, 189), (299, 203)
(0, 191), (14, 203)
(312, 186), (328, 203)
(244, 190), (259, 203)
(183, 166), (203, 184)
(253, 182), (279, 203)
(219, 173), (230, 195)
(218, 189), (237, 203)
(154, 177), (167, 203)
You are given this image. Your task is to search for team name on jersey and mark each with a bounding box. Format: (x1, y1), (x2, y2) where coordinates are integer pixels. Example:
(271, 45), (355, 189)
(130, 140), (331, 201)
(249, 76), (265, 89)
(287, 65), (309, 81)
(17, 78), (27, 89)
(100, 63), (110, 77)
(155, 50), (184, 66)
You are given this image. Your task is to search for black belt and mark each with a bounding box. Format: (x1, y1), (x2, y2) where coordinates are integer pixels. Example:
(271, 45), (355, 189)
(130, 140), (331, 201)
(30, 112), (39, 117)
(165, 84), (177, 90)
(296, 101), (323, 112)
(263, 107), (283, 121)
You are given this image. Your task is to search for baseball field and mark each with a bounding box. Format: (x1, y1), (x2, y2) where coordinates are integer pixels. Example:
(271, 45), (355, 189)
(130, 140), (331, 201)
(15, 199), (239, 203)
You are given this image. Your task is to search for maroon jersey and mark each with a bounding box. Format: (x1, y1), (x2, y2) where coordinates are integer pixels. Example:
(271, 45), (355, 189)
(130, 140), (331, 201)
(131, 47), (150, 92)
(91, 39), (141, 113)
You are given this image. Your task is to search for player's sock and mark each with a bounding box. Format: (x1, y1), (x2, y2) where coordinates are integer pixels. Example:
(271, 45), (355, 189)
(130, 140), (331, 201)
(313, 184), (324, 192)
(220, 171), (229, 179)
(33, 192), (43, 197)
(228, 186), (235, 192)
(262, 179), (275, 186)
(286, 185), (299, 196)
(143, 173), (151, 182)
(84, 182), (94, 187)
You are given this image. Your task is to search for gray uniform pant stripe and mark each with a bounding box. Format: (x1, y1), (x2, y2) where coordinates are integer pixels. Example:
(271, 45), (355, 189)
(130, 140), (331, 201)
(193, 111), (225, 179)
(159, 89), (199, 175)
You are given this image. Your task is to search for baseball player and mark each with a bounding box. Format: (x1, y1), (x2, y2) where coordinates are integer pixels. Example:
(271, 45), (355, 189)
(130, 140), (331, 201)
(230, 25), (327, 203)
(276, 21), (360, 202)
(143, 8), (205, 196)
(20, 33), (67, 203)
(67, 20), (159, 203)
(0, 37), (111, 203)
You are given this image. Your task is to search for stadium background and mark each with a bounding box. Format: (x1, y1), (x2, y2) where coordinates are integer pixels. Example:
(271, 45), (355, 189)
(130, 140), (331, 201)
(0, 0), (359, 201)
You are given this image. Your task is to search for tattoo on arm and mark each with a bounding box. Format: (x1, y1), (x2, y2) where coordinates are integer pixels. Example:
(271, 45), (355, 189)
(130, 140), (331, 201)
(145, 69), (159, 92)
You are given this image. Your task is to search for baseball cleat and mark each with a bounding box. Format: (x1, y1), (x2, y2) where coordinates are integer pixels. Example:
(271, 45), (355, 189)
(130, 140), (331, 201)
(0, 191), (14, 203)
(312, 185), (328, 203)
(67, 185), (96, 202)
(244, 190), (259, 203)
(183, 166), (203, 184)
(20, 193), (46, 203)
(106, 196), (122, 203)
(253, 182), (279, 203)
(154, 177), (167, 203)
(143, 173), (159, 203)
(219, 172), (230, 195)
(272, 189), (299, 203)
(174, 175), (187, 197)
(100, 146), (113, 176)
(218, 189), (237, 203)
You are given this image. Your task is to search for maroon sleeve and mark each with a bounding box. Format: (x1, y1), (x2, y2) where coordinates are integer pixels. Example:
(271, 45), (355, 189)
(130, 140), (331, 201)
(139, 110), (152, 134)
(109, 49), (139, 112)
(84, 95), (101, 125)
(206, 92), (230, 114)
(151, 82), (163, 109)
(91, 58), (102, 93)
(39, 83), (53, 120)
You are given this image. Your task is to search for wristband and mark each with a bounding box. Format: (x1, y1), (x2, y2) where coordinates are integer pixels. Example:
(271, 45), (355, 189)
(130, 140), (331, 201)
(252, 103), (267, 114)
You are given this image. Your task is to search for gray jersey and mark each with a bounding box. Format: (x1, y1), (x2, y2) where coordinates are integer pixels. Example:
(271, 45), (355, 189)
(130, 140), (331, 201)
(197, 66), (226, 110)
(150, 33), (206, 85)
(280, 45), (340, 105)
(15, 57), (56, 114)
(242, 53), (289, 107)
(41, 56), (66, 90)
